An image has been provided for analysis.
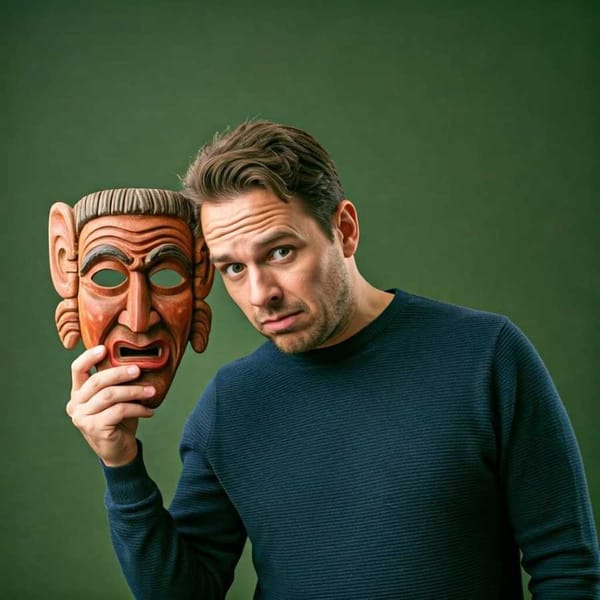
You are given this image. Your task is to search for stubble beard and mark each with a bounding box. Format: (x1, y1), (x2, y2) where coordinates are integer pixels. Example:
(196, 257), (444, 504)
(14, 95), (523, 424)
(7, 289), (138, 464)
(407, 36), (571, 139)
(268, 256), (353, 355)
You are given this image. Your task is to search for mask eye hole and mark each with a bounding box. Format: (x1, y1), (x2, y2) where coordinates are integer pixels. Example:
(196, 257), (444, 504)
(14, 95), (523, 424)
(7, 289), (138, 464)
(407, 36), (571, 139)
(91, 268), (127, 288)
(149, 268), (185, 288)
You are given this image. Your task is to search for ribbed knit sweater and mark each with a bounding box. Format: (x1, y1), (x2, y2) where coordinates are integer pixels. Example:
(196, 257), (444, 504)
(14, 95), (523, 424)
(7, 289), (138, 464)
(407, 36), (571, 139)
(104, 289), (600, 599)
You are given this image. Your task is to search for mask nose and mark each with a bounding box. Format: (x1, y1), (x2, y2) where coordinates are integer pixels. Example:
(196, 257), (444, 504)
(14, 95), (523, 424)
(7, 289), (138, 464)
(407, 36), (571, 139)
(117, 271), (160, 332)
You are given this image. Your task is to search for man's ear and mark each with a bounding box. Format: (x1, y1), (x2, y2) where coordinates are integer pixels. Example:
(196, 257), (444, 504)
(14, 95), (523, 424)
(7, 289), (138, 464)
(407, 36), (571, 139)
(49, 202), (81, 349)
(189, 236), (215, 353)
(192, 236), (215, 298)
(333, 200), (360, 258)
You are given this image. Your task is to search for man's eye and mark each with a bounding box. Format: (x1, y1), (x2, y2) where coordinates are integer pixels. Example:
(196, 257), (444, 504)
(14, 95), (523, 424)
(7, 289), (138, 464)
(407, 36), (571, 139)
(224, 263), (245, 277)
(149, 268), (185, 288)
(91, 269), (127, 288)
(271, 247), (293, 261)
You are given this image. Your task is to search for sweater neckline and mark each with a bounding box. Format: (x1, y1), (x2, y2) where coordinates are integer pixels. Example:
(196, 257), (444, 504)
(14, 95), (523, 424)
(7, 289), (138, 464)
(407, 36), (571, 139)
(264, 289), (407, 364)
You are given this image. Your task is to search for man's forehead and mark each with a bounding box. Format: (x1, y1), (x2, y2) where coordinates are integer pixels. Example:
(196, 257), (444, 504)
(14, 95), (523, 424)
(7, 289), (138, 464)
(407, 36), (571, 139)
(200, 191), (306, 243)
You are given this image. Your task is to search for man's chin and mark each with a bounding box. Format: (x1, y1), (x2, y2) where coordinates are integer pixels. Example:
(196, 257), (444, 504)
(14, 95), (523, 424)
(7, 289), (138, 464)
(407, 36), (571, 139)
(267, 321), (341, 354)
(269, 331), (319, 355)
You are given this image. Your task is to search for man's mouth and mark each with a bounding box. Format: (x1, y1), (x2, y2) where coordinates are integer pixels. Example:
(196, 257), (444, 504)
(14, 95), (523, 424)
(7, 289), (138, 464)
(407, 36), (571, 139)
(261, 311), (302, 334)
(109, 341), (169, 369)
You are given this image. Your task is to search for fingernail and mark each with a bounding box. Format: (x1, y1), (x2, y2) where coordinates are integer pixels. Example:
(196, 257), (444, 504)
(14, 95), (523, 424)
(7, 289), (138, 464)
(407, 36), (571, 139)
(93, 346), (104, 355)
(144, 386), (155, 396)
(127, 366), (138, 375)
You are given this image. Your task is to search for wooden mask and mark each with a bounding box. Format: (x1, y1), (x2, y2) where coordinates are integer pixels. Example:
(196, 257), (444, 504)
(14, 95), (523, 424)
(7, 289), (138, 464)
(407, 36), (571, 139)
(49, 188), (214, 407)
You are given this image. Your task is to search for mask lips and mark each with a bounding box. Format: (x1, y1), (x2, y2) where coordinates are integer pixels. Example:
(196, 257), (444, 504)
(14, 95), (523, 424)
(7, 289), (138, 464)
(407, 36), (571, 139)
(109, 340), (169, 370)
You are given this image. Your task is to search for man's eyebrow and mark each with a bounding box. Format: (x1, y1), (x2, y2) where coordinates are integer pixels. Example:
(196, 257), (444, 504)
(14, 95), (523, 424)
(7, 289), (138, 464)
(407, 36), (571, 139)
(80, 245), (132, 275)
(210, 231), (297, 265)
(145, 244), (192, 274)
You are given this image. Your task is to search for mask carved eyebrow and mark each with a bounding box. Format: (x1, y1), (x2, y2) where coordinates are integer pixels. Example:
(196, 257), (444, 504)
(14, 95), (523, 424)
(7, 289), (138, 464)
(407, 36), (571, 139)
(80, 245), (132, 275)
(145, 244), (192, 275)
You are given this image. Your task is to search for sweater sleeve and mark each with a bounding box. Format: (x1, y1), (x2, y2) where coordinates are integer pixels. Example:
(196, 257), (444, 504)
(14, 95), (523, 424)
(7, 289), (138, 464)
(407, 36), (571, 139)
(493, 320), (600, 598)
(103, 379), (247, 599)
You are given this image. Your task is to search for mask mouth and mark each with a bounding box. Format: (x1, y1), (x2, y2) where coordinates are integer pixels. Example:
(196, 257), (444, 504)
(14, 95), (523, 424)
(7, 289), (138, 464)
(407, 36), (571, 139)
(109, 341), (169, 369)
(119, 344), (161, 359)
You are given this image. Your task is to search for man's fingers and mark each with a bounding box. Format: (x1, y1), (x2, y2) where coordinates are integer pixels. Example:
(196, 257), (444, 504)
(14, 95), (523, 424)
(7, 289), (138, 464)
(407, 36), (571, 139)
(100, 402), (155, 426)
(73, 363), (142, 406)
(72, 402), (154, 438)
(78, 383), (156, 416)
(71, 345), (107, 390)
(71, 402), (153, 433)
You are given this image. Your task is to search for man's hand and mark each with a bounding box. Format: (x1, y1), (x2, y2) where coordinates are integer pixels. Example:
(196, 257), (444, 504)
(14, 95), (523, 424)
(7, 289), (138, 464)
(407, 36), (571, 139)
(66, 345), (156, 467)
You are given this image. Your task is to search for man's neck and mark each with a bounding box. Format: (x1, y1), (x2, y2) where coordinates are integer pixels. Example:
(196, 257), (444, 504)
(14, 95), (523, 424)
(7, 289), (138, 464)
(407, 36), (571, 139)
(318, 276), (394, 349)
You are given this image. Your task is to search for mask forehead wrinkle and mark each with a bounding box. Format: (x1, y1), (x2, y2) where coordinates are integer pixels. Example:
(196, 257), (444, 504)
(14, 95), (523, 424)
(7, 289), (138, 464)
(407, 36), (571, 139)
(79, 219), (193, 260)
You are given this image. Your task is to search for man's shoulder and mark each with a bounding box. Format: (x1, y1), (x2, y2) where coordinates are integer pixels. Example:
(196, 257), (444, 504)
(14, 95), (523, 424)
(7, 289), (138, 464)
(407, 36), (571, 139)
(389, 290), (538, 380)
(393, 288), (509, 334)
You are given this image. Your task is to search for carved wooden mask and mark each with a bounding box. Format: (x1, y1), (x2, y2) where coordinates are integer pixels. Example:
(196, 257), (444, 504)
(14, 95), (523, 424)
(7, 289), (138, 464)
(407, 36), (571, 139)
(49, 188), (214, 407)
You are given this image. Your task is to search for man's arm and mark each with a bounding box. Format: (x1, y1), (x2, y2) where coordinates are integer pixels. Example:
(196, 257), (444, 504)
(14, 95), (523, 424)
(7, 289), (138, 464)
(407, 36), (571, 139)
(493, 321), (600, 598)
(67, 346), (246, 599)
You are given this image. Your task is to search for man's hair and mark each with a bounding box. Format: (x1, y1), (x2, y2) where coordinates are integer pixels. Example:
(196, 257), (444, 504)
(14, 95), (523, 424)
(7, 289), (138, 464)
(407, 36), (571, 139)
(182, 120), (345, 239)
(74, 188), (199, 236)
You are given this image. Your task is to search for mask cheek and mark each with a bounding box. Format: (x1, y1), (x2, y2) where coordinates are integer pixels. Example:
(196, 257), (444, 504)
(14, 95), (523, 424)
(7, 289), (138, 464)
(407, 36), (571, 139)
(78, 291), (123, 348)
(157, 293), (194, 357)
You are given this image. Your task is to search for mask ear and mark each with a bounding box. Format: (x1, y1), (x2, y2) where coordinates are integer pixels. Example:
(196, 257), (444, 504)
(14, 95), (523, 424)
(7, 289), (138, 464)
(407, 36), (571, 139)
(55, 298), (81, 350)
(189, 236), (215, 353)
(49, 202), (81, 348)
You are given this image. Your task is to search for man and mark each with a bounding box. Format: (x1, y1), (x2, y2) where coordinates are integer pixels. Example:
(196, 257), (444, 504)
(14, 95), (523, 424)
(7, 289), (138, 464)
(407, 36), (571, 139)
(66, 123), (600, 598)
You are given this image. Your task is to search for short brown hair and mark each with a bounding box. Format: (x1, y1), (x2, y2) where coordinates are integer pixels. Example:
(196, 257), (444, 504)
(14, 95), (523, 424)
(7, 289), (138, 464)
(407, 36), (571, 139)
(182, 120), (344, 239)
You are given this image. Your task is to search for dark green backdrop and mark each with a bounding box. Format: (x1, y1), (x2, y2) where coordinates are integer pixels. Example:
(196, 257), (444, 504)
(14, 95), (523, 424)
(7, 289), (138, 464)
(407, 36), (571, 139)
(2, 2), (598, 598)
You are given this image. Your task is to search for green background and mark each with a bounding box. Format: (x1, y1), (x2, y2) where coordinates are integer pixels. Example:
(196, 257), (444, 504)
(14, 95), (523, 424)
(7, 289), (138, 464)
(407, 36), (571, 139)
(2, 1), (598, 598)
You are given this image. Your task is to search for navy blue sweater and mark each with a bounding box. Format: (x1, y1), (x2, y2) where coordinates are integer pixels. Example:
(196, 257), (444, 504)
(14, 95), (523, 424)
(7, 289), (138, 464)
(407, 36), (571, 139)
(104, 290), (599, 598)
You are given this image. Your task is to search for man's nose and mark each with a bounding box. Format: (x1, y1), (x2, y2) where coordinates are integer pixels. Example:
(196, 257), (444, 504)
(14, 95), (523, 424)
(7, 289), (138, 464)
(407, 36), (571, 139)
(248, 268), (282, 308)
(117, 272), (160, 332)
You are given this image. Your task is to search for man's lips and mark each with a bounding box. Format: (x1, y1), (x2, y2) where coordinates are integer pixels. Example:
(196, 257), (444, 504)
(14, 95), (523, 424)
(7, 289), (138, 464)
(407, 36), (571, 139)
(108, 340), (169, 369)
(260, 311), (302, 334)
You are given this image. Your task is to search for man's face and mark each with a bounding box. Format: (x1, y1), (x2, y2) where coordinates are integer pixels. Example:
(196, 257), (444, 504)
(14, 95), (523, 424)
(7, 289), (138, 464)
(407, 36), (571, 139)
(201, 188), (353, 354)
(77, 214), (195, 406)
